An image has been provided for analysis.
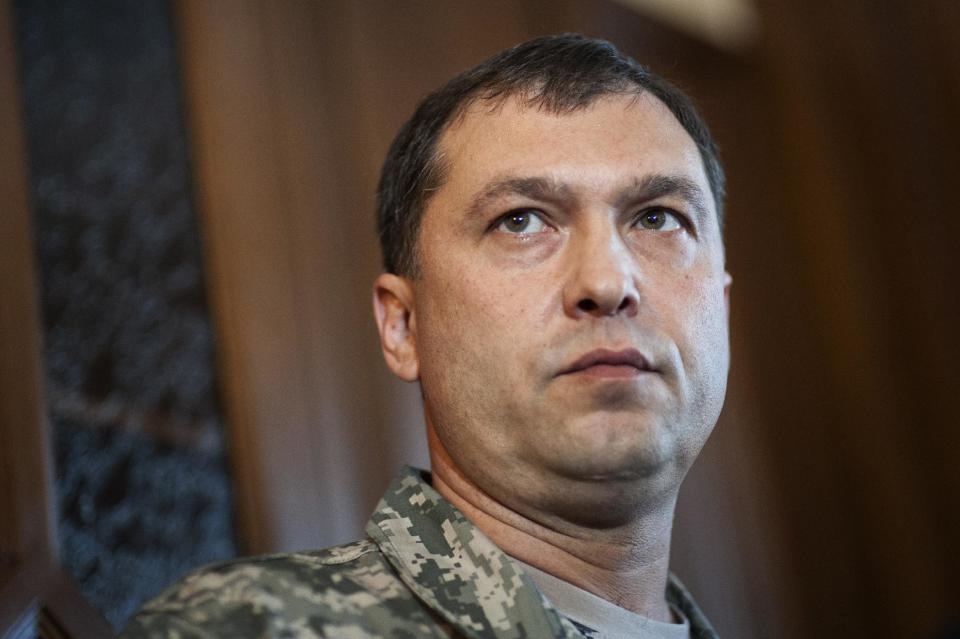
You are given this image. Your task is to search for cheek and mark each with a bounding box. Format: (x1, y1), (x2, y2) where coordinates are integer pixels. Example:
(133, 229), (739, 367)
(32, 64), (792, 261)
(415, 256), (564, 421)
(662, 268), (730, 371)
(432, 259), (544, 328)
(417, 267), (523, 375)
(414, 264), (550, 443)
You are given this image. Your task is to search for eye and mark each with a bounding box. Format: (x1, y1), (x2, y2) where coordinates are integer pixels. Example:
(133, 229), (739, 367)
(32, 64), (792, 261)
(635, 207), (682, 231)
(495, 209), (549, 234)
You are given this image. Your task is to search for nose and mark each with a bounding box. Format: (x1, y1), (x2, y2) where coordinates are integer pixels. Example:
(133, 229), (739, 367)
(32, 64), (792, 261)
(563, 224), (639, 319)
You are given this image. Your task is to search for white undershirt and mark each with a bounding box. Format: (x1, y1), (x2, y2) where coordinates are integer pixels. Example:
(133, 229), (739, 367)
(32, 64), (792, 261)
(514, 559), (691, 639)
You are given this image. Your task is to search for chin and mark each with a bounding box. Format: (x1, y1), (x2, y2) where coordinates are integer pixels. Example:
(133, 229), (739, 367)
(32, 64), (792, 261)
(552, 411), (676, 476)
(532, 434), (674, 488)
(550, 445), (673, 482)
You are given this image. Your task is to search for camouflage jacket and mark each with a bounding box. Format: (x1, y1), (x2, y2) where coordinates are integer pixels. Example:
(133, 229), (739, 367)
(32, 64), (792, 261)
(122, 467), (718, 638)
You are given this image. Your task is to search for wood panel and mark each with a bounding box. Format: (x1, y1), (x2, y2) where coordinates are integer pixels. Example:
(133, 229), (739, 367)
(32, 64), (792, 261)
(0, 0), (54, 571)
(745, 0), (960, 636)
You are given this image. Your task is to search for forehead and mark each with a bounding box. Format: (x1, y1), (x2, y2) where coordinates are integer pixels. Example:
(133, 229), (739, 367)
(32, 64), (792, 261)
(431, 93), (709, 205)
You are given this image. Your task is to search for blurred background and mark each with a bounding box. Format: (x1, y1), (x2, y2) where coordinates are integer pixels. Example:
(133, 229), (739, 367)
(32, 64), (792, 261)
(1, 0), (958, 637)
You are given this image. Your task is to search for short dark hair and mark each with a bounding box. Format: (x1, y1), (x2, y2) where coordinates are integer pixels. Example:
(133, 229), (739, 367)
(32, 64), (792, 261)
(376, 33), (725, 276)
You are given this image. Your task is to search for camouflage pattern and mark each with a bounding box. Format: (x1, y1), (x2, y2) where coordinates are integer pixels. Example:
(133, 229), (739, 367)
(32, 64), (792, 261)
(121, 467), (717, 638)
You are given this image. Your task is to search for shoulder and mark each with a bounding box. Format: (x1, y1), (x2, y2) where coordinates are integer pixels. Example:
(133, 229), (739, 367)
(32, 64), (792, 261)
(147, 538), (383, 602)
(121, 539), (440, 638)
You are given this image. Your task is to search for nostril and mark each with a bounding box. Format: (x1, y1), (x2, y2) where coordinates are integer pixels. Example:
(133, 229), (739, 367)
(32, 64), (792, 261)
(617, 297), (633, 312)
(578, 299), (599, 312)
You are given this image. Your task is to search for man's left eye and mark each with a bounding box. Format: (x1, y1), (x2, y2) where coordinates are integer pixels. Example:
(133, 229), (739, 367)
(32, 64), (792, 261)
(496, 210), (548, 234)
(635, 208), (682, 231)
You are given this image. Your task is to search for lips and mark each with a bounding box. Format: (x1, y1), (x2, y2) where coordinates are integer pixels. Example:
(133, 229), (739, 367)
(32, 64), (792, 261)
(559, 348), (653, 377)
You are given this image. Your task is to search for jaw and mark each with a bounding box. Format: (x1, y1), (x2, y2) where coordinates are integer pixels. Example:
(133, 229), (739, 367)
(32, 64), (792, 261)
(426, 401), (687, 532)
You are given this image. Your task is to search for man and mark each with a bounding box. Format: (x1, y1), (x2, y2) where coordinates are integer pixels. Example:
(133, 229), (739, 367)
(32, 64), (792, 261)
(123, 33), (730, 638)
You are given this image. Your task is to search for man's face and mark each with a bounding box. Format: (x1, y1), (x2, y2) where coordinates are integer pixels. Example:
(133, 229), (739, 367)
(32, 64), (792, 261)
(383, 93), (730, 522)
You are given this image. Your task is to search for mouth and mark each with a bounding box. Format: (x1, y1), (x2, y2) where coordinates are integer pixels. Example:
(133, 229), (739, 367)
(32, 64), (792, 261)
(559, 348), (654, 379)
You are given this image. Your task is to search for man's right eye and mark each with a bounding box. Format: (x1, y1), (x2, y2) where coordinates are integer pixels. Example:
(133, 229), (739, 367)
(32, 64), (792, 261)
(495, 210), (548, 234)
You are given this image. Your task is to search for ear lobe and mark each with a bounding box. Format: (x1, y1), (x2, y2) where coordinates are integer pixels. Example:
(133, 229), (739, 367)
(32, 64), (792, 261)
(372, 273), (420, 382)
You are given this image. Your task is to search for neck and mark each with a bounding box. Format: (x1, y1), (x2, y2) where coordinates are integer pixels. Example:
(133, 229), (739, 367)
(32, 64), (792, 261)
(427, 427), (678, 623)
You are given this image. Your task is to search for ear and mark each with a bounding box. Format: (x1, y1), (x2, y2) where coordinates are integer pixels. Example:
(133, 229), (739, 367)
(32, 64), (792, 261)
(372, 273), (420, 382)
(723, 271), (733, 320)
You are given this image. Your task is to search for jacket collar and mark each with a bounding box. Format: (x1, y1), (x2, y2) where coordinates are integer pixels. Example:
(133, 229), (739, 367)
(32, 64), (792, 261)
(366, 467), (581, 639)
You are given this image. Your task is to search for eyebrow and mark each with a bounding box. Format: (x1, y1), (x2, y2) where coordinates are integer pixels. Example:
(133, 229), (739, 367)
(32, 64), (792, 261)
(465, 176), (574, 220)
(614, 174), (711, 224)
(465, 173), (711, 224)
